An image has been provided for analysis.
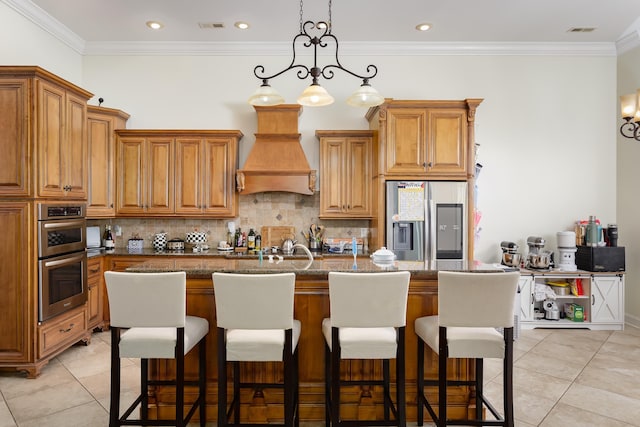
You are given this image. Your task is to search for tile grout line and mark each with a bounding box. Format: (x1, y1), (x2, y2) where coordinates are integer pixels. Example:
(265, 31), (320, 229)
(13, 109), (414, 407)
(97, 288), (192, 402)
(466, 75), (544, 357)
(534, 330), (615, 426)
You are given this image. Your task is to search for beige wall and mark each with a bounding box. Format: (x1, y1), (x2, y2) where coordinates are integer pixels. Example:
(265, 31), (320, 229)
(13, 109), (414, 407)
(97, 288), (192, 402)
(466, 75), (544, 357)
(617, 46), (640, 326)
(0, 2), (83, 84)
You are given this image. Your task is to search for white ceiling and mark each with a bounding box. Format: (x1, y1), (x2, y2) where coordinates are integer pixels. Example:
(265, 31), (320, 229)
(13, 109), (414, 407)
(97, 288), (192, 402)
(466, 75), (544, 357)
(8, 0), (640, 54)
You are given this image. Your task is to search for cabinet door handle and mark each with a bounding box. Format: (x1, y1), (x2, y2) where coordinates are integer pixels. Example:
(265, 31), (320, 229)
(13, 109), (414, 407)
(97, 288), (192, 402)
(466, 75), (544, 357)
(60, 323), (75, 333)
(592, 295), (595, 306)
(89, 267), (100, 273)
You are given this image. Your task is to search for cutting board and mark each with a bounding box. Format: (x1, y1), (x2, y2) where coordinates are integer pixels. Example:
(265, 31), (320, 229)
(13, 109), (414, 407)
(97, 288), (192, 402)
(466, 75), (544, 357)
(261, 226), (295, 249)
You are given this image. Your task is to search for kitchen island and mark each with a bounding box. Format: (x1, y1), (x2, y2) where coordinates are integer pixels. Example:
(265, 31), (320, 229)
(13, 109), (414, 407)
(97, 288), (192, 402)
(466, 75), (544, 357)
(116, 255), (502, 423)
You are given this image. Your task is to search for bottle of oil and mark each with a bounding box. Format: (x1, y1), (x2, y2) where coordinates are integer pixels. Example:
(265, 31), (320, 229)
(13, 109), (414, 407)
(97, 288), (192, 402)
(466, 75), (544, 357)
(247, 228), (256, 251)
(255, 234), (262, 253)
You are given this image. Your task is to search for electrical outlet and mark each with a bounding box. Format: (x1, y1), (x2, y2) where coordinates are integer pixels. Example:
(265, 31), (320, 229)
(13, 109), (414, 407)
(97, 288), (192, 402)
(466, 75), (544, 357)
(114, 225), (122, 236)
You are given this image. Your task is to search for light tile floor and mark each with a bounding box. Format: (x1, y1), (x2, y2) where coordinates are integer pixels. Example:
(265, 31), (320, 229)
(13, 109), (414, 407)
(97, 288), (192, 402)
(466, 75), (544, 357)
(0, 326), (639, 426)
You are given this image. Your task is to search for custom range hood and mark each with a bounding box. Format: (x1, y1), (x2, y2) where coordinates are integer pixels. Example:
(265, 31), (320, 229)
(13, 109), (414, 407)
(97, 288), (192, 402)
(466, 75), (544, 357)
(237, 104), (316, 195)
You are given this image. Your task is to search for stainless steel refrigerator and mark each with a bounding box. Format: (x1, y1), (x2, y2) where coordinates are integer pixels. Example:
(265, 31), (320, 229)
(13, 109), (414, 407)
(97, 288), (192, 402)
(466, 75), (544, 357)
(385, 181), (468, 262)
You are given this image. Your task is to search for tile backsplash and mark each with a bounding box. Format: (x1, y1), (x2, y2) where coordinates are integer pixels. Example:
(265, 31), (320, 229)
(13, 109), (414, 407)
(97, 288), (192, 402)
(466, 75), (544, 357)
(88, 192), (370, 249)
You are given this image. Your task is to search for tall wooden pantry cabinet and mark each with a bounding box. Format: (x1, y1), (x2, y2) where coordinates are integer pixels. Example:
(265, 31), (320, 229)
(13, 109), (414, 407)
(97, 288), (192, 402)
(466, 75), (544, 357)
(0, 66), (93, 377)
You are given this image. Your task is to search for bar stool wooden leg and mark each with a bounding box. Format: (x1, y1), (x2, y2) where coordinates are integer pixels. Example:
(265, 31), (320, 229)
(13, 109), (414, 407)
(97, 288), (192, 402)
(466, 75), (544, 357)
(396, 328), (406, 427)
(417, 339), (424, 427)
(438, 327), (447, 427)
(217, 329), (228, 427)
(109, 328), (121, 427)
(330, 328), (341, 427)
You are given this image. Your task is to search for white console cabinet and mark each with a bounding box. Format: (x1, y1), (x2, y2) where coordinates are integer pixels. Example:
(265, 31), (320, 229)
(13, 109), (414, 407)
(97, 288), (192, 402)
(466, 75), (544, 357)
(519, 270), (624, 331)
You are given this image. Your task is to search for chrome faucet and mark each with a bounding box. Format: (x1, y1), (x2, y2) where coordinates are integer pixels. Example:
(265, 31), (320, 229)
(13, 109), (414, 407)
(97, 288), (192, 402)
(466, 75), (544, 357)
(293, 243), (314, 270)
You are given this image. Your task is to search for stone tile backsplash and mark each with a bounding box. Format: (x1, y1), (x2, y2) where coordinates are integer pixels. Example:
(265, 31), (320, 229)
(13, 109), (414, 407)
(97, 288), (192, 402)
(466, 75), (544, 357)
(87, 192), (370, 249)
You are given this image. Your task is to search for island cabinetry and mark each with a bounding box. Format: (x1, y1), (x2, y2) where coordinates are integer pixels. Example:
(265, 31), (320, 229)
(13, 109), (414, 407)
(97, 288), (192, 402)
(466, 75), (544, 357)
(86, 106), (130, 217)
(366, 99), (482, 179)
(316, 130), (373, 218)
(0, 67), (93, 198)
(115, 130), (242, 218)
(86, 257), (104, 331)
(520, 271), (624, 330)
(112, 259), (475, 423)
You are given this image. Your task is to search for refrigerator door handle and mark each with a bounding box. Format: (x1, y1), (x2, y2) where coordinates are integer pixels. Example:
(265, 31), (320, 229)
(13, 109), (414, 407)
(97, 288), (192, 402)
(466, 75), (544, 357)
(426, 198), (436, 262)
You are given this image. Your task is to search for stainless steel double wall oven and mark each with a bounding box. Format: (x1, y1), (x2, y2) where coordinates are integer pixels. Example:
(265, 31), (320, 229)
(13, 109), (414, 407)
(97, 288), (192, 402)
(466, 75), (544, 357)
(37, 203), (88, 322)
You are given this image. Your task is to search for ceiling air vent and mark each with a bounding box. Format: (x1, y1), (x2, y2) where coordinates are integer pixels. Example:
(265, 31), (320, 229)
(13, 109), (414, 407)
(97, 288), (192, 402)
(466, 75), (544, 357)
(567, 27), (596, 33)
(198, 22), (225, 29)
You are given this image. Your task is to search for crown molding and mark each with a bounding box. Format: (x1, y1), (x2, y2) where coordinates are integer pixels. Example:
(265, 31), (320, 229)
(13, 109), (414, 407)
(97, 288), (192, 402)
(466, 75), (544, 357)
(3, 0), (85, 53)
(3, 0), (617, 58)
(616, 30), (640, 55)
(83, 40), (617, 57)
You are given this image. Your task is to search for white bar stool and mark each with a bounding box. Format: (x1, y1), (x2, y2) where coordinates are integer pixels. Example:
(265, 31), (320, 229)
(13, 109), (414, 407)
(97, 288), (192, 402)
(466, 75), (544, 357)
(323, 271), (410, 427)
(104, 271), (209, 427)
(415, 271), (520, 427)
(213, 272), (299, 427)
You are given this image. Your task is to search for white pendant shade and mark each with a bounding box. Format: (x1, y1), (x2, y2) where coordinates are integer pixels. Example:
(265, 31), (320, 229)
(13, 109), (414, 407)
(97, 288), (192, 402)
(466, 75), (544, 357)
(297, 84), (334, 107)
(346, 83), (385, 108)
(620, 93), (637, 119)
(248, 84), (285, 106)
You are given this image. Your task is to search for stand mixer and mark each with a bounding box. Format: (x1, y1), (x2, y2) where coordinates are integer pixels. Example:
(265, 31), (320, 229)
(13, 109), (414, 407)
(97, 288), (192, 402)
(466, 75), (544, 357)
(500, 241), (521, 267)
(526, 236), (553, 269)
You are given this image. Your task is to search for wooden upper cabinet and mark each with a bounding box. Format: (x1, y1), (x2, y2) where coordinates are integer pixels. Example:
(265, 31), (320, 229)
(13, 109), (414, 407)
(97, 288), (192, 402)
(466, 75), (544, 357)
(117, 130), (241, 217)
(317, 130), (373, 219)
(37, 79), (90, 199)
(0, 67), (93, 199)
(202, 137), (237, 216)
(384, 108), (428, 175)
(367, 99), (482, 179)
(116, 135), (174, 215)
(86, 106), (129, 218)
(428, 109), (467, 175)
(175, 136), (238, 216)
(0, 78), (30, 197)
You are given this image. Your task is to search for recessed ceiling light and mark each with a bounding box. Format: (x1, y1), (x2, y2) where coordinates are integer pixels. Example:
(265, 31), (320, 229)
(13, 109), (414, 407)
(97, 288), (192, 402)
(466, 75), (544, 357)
(146, 21), (164, 30)
(415, 23), (432, 32)
(234, 21), (250, 30)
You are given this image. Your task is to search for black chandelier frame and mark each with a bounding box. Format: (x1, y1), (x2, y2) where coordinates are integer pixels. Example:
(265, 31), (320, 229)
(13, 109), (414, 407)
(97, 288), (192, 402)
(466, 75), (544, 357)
(620, 117), (640, 141)
(252, 0), (378, 90)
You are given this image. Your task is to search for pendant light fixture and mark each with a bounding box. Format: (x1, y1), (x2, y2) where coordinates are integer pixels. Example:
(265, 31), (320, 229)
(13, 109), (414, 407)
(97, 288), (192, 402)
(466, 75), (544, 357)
(248, 0), (383, 108)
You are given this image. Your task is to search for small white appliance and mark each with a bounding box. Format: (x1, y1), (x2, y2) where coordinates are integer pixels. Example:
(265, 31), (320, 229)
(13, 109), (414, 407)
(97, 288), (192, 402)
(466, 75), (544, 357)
(86, 226), (101, 249)
(556, 231), (577, 271)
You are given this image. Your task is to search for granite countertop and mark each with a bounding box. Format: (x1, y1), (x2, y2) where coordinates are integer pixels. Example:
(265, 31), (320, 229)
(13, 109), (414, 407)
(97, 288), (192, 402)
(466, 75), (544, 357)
(89, 247), (369, 258)
(124, 257), (502, 279)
